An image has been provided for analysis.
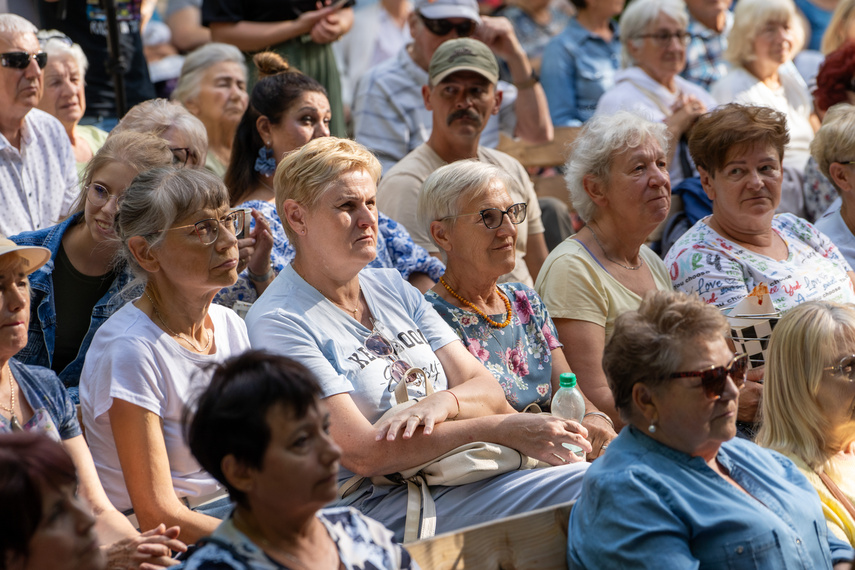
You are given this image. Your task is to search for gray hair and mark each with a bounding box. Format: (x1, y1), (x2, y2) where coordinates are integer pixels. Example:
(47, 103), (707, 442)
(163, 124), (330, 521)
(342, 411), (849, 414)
(810, 103), (855, 189)
(112, 99), (208, 166)
(725, 0), (805, 66)
(171, 42), (247, 105)
(565, 110), (672, 223)
(619, 0), (688, 68)
(115, 168), (229, 285)
(0, 14), (37, 36)
(39, 30), (87, 74)
(417, 160), (520, 246)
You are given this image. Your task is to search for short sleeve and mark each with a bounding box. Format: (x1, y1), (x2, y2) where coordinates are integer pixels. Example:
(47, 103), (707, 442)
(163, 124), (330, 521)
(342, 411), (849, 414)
(537, 245), (609, 327)
(377, 172), (434, 251)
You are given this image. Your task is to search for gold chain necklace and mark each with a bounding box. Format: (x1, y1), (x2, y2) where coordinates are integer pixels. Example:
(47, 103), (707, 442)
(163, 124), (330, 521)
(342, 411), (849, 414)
(439, 276), (512, 328)
(144, 290), (212, 353)
(0, 366), (22, 431)
(589, 224), (643, 271)
(294, 267), (361, 319)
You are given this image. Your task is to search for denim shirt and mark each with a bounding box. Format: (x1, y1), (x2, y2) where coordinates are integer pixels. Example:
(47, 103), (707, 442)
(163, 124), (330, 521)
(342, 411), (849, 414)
(568, 426), (854, 569)
(11, 214), (134, 395)
(541, 18), (621, 127)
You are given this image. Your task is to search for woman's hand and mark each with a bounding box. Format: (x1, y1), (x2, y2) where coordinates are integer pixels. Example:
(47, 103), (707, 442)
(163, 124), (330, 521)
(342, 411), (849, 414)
(103, 524), (186, 570)
(582, 414), (618, 461)
(375, 391), (460, 441)
(310, 7), (354, 44)
(239, 209), (274, 279)
(498, 414), (591, 465)
(665, 94), (706, 136)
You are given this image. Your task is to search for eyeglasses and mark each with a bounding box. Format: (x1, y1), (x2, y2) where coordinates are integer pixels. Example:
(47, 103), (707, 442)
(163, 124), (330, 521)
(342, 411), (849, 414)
(365, 319), (428, 391)
(170, 147), (195, 168)
(156, 209), (245, 245)
(835, 161), (855, 166)
(86, 183), (122, 208)
(0, 51), (47, 70)
(419, 13), (476, 37)
(669, 353), (749, 400)
(637, 31), (692, 47)
(824, 355), (855, 381)
(441, 203), (527, 229)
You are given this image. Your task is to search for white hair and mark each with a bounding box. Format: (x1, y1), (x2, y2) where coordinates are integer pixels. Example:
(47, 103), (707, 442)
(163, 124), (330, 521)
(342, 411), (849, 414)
(619, 0), (689, 68)
(0, 14), (37, 36)
(171, 42), (247, 105)
(39, 31), (88, 74)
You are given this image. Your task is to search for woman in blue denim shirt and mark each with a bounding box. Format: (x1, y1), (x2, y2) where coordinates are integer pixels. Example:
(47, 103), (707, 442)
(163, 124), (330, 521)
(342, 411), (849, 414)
(540, 0), (624, 127)
(568, 290), (855, 569)
(10, 132), (174, 401)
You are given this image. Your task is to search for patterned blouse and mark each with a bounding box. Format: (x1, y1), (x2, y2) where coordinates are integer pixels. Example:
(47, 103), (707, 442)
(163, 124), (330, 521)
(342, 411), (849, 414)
(425, 283), (562, 412)
(215, 200), (445, 307)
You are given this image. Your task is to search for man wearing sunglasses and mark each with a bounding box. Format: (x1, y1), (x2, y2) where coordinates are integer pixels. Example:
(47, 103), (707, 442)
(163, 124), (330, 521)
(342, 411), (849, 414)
(378, 38), (549, 288)
(0, 14), (78, 237)
(352, 0), (552, 175)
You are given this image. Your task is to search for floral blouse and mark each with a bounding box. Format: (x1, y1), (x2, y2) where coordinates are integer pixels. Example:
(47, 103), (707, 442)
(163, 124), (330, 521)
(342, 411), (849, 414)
(425, 283), (562, 411)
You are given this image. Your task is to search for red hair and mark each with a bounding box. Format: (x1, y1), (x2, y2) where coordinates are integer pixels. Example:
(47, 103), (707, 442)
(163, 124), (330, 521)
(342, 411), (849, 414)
(814, 41), (855, 113)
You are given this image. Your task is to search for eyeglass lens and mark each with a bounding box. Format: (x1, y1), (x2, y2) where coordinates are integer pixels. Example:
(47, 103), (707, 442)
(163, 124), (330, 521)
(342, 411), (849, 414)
(364, 325), (426, 388)
(420, 14), (476, 37)
(698, 354), (748, 399)
(170, 147), (190, 167)
(1, 51), (48, 70)
(194, 210), (244, 245)
(642, 31), (691, 46)
(481, 203), (527, 229)
(830, 355), (855, 380)
(87, 183), (120, 207)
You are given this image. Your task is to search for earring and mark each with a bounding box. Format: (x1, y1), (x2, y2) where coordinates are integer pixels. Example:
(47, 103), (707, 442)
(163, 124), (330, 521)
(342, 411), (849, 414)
(648, 423), (657, 434)
(254, 145), (276, 176)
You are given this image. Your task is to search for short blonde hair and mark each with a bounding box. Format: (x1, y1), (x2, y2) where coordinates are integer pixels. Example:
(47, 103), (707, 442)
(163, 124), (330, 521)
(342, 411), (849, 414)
(273, 137), (381, 243)
(822, 0), (855, 54)
(758, 301), (855, 472)
(725, 0), (805, 67)
(809, 103), (855, 189)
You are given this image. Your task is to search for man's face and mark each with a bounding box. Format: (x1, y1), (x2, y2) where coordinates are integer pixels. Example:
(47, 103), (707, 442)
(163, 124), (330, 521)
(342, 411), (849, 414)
(423, 70), (501, 142)
(0, 31), (43, 121)
(408, 11), (478, 70)
(684, 0), (732, 29)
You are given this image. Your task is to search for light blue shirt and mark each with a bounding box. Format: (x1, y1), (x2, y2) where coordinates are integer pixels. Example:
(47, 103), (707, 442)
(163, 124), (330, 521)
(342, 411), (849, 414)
(540, 18), (620, 127)
(568, 425), (854, 569)
(815, 206), (855, 270)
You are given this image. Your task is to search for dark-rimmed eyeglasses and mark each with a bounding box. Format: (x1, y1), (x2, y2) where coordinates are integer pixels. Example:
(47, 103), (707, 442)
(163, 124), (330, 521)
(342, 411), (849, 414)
(86, 183), (122, 208)
(669, 353), (749, 400)
(156, 209), (245, 246)
(365, 318), (427, 391)
(170, 147), (196, 168)
(1, 51), (47, 70)
(834, 161), (855, 166)
(637, 31), (692, 47)
(824, 355), (855, 381)
(441, 203), (527, 229)
(419, 13), (476, 37)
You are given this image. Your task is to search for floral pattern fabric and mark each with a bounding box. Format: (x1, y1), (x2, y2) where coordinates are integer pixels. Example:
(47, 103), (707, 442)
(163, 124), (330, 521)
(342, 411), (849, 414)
(425, 283), (561, 411)
(214, 200), (445, 308)
(803, 156), (839, 223)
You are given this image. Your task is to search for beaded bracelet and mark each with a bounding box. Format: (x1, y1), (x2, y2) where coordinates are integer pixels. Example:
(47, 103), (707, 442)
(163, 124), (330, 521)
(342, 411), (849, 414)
(441, 390), (460, 419)
(583, 411), (615, 430)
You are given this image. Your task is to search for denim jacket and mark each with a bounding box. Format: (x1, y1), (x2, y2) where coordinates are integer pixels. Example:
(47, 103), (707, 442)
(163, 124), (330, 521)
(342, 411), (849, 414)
(11, 214), (134, 394)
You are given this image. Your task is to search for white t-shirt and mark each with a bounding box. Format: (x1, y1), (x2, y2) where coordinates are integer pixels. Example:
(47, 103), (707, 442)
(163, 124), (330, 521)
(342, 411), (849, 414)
(80, 302), (250, 511)
(246, 266), (460, 424)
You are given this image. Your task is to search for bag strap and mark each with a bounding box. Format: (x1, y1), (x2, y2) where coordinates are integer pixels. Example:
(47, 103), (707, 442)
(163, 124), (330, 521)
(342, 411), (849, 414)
(817, 470), (855, 521)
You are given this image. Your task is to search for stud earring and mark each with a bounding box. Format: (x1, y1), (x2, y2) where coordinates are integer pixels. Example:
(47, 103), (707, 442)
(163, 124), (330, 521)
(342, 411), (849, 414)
(648, 423), (657, 434)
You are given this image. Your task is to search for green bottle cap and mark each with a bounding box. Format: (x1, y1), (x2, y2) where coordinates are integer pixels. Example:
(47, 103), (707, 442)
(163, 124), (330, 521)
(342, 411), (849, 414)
(559, 372), (577, 388)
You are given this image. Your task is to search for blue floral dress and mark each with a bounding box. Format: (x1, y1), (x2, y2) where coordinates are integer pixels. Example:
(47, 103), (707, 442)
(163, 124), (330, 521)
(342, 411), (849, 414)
(425, 283), (562, 411)
(215, 201), (445, 308)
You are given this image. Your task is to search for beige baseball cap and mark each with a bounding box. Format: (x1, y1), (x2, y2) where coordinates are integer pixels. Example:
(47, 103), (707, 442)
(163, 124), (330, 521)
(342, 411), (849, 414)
(429, 38), (499, 86)
(0, 238), (50, 275)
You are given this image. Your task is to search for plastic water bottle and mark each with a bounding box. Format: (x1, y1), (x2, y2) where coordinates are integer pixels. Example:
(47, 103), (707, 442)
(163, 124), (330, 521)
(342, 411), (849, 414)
(551, 373), (586, 458)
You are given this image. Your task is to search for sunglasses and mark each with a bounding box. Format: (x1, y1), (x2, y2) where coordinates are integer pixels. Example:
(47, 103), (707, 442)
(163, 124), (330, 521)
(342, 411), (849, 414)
(824, 355), (855, 381)
(1, 51), (47, 70)
(669, 353), (749, 400)
(441, 203), (527, 229)
(419, 13), (476, 37)
(365, 319), (427, 391)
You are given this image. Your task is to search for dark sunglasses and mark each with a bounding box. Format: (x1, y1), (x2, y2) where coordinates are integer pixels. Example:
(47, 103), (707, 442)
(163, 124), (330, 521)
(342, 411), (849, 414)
(419, 13), (476, 37)
(669, 353), (749, 400)
(1, 51), (47, 70)
(824, 355), (855, 381)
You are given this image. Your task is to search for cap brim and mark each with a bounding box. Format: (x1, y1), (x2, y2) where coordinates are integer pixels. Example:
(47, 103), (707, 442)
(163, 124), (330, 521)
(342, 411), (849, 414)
(431, 65), (498, 86)
(418, 5), (481, 22)
(0, 245), (51, 275)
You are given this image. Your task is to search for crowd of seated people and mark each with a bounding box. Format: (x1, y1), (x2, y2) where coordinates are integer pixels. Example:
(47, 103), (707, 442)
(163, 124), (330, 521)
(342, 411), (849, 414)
(8, 0), (855, 567)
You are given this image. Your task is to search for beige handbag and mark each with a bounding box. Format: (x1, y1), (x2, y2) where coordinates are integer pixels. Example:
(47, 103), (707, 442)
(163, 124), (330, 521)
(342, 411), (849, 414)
(339, 384), (548, 542)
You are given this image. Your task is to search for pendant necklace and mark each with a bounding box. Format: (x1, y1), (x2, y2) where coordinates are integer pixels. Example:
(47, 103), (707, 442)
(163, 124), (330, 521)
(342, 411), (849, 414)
(0, 366), (22, 431)
(145, 290), (212, 353)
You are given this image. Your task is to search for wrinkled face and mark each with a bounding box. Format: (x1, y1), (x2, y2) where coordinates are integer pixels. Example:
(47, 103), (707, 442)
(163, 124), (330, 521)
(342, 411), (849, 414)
(424, 70), (499, 141)
(816, 348), (855, 440)
(0, 32), (43, 120)
(753, 19), (795, 68)
(184, 61), (248, 130)
(0, 258), (30, 360)
(408, 11), (478, 70)
(647, 336), (739, 458)
(630, 12), (688, 85)
(267, 91), (331, 164)
(36, 53), (85, 127)
(14, 483), (105, 570)
(83, 161), (138, 246)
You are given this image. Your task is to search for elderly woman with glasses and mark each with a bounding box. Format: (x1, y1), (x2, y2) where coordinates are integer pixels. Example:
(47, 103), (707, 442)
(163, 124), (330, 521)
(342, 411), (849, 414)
(760, 301), (855, 547)
(595, 0), (715, 185)
(245, 136), (590, 542)
(568, 290), (855, 568)
(79, 168), (251, 544)
(710, 0), (812, 216)
(35, 32), (106, 173)
(419, 160), (617, 459)
(10, 132), (174, 403)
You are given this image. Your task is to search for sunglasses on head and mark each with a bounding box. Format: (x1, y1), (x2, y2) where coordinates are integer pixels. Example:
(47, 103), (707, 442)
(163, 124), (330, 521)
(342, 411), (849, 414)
(1, 51), (47, 70)
(419, 13), (476, 37)
(669, 353), (749, 400)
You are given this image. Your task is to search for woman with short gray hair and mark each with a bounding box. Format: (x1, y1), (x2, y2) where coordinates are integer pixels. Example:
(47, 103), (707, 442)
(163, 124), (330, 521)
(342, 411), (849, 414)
(420, 160), (618, 458)
(79, 167), (251, 544)
(172, 43), (248, 178)
(595, 0), (715, 185)
(535, 111), (674, 430)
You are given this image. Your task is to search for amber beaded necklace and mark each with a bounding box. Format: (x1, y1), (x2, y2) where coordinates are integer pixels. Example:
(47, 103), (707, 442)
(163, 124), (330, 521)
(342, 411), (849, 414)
(439, 276), (512, 328)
